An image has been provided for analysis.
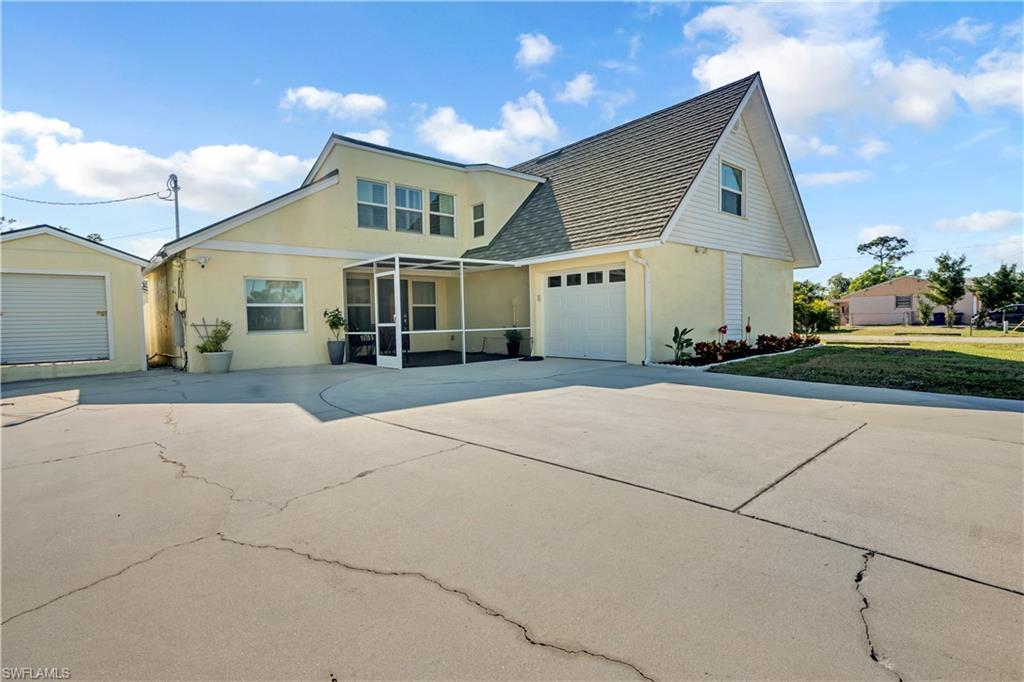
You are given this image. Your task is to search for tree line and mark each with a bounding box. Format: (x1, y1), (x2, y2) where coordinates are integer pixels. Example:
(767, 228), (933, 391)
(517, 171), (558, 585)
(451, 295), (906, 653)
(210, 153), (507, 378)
(794, 235), (1024, 331)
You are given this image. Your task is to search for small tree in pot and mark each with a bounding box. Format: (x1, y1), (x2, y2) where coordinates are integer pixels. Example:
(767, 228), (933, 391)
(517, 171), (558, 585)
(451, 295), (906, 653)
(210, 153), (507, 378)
(504, 328), (522, 357)
(196, 320), (233, 373)
(323, 308), (348, 365)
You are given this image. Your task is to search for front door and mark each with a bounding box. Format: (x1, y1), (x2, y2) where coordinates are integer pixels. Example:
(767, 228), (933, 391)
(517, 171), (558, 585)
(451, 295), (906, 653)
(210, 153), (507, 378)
(374, 276), (409, 369)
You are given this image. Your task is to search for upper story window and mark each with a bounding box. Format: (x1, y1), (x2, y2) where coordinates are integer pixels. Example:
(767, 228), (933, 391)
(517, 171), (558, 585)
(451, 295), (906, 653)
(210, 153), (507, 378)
(245, 278), (305, 333)
(357, 179), (388, 230)
(473, 203), (485, 238)
(395, 186), (424, 233)
(429, 191), (455, 237)
(720, 163), (743, 217)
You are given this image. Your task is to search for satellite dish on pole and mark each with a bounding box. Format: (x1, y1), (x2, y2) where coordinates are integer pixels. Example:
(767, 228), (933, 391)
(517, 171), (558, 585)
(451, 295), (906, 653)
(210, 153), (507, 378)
(885, 266), (895, 278)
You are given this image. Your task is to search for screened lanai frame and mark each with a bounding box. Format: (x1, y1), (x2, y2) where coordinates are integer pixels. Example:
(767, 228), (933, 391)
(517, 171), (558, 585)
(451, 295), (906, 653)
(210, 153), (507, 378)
(340, 253), (531, 368)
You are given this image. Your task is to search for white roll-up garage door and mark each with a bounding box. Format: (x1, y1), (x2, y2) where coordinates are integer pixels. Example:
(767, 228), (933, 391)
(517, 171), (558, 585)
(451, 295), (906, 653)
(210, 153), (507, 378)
(1, 273), (111, 364)
(543, 265), (626, 361)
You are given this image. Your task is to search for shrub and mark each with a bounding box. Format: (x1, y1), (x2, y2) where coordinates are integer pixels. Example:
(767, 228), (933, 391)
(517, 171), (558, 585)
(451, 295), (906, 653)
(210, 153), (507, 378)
(803, 334), (820, 347)
(694, 340), (722, 363)
(721, 339), (750, 360)
(755, 334), (784, 353)
(664, 326), (695, 363)
(196, 321), (232, 353)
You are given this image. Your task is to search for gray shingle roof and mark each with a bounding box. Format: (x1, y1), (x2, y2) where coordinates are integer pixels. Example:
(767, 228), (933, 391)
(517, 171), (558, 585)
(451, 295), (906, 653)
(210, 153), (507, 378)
(464, 74), (757, 261)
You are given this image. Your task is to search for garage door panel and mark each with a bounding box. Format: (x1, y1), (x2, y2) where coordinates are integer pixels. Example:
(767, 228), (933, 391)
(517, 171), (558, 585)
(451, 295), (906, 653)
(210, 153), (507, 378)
(544, 267), (626, 362)
(1, 273), (111, 364)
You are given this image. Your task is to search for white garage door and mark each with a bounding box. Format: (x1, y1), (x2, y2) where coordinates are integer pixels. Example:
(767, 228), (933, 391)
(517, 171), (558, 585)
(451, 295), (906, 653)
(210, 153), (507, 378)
(543, 265), (626, 361)
(1, 273), (111, 364)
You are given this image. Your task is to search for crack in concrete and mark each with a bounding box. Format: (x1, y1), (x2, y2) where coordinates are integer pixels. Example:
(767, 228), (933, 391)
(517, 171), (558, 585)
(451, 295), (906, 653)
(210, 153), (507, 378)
(164, 404), (180, 434)
(1, 402), (78, 428)
(855, 552), (904, 682)
(275, 444), (467, 513)
(732, 422), (868, 512)
(1, 536), (206, 626)
(2, 441), (158, 471)
(153, 443), (280, 512)
(217, 534), (656, 681)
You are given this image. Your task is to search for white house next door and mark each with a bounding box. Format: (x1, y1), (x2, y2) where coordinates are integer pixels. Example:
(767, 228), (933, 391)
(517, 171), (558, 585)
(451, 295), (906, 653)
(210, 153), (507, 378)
(543, 265), (626, 362)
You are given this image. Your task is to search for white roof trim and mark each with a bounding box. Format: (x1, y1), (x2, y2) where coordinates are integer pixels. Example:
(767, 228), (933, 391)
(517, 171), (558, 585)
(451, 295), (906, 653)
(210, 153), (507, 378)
(145, 171), (340, 273)
(302, 136), (546, 187)
(658, 75), (820, 269)
(511, 239), (663, 266)
(198, 240), (383, 261)
(342, 252), (516, 271)
(1, 226), (148, 267)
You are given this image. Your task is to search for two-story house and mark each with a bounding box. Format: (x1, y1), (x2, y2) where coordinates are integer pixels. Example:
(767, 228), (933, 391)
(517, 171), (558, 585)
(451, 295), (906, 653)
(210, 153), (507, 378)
(144, 73), (820, 371)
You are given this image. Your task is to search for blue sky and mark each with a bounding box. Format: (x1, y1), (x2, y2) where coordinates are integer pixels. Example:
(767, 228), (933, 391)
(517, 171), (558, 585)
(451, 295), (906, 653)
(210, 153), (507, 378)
(2, 1), (1022, 282)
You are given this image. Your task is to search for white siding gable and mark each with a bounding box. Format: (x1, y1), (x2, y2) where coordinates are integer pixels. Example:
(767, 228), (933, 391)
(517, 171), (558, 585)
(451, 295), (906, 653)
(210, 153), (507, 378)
(667, 117), (794, 262)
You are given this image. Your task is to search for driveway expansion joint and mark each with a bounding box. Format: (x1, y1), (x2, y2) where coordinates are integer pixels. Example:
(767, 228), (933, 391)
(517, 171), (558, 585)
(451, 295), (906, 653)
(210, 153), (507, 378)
(217, 533), (657, 681)
(732, 422), (869, 512)
(855, 552), (904, 682)
(1, 536), (206, 627)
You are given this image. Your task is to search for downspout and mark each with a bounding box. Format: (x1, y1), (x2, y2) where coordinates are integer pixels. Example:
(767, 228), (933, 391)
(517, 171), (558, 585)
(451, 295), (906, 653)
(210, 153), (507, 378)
(628, 250), (652, 365)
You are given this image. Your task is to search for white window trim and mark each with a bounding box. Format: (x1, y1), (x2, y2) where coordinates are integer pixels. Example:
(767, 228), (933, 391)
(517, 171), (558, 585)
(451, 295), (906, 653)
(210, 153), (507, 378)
(720, 160), (745, 219)
(472, 203), (485, 238)
(395, 184), (425, 235)
(409, 280), (438, 331)
(244, 276), (308, 334)
(895, 295), (913, 309)
(357, 178), (390, 230)
(429, 190), (457, 238)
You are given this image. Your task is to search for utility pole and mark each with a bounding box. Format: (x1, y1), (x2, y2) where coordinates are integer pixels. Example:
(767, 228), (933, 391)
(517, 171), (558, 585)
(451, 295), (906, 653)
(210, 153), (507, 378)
(168, 174), (181, 239)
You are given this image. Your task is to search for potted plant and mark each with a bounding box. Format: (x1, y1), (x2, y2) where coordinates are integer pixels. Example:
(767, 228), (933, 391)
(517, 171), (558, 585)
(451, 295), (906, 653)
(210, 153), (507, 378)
(504, 328), (522, 357)
(323, 308), (348, 365)
(196, 320), (233, 373)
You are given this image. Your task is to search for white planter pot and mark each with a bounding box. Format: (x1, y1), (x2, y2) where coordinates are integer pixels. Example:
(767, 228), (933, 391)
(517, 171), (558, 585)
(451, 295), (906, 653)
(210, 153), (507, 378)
(202, 351), (233, 374)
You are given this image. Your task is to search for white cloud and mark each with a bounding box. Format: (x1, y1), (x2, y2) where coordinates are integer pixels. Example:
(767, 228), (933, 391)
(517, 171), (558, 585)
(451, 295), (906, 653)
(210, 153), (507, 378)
(343, 129), (391, 146)
(873, 49), (1023, 126)
(796, 170), (871, 187)
(515, 33), (557, 68)
(1, 110), (82, 141)
(556, 72), (598, 105)
(628, 35), (642, 59)
(783, 133), (839, 157)
(600, 59), (640, 74)
(856, 138), (890, 160)
(858, 224), (905, 242)
(684, 4), (883, 131)
(280, 86), (387, 120)
(935, 210), (1024, 233)
(417, 91), (559, 166)
(981, 234), (1024, 267)
(600, 89), (636, 120)
(3, 111), (312, 215)
(933, 17), (992, 44)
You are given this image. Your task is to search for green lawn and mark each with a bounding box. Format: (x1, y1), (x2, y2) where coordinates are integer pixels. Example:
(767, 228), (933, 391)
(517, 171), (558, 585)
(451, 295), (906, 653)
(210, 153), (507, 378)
(710, 343), (1024, 400)
(824, 325), (1021, 338)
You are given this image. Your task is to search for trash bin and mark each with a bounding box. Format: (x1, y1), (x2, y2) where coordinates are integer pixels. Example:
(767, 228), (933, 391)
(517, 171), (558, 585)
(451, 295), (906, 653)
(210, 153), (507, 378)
(954, 312), (964, 325)
(932, 311), (946, 325)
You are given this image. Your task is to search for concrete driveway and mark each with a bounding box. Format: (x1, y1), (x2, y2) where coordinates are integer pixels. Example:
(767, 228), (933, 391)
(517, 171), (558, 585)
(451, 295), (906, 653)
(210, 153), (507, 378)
(2, 359), (1021, 680)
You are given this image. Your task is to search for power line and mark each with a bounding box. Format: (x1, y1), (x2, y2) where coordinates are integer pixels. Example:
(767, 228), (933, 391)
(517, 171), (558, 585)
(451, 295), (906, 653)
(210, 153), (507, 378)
(1, 189), (171, 206)
(103, 227), (174, 241)
(819, 241), (1015, 264)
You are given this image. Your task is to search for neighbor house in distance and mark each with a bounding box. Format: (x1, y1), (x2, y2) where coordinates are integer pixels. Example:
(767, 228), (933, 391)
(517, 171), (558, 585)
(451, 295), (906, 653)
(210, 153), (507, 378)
(834, 275), (979, 326)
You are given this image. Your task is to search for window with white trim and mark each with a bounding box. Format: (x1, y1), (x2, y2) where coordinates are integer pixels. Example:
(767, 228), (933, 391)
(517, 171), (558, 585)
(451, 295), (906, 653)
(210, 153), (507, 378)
(720, 163), (743, 216)
(346, 277), (372, 332)
(395, 185), (424, 233)
(895, 295), (912, 309)
(473, 203), (485, 237)
(411, 281), (437, 330)
(357, 179), (388, 229)
(429, 191), (455, 236)
(245, 278), (305, 332)
(609, 268), (626, 283)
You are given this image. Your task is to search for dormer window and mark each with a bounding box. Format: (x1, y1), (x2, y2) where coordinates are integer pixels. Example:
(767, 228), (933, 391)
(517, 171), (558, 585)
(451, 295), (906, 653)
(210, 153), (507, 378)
(357, 179), (388, 229)
(720, 163), (743, 217)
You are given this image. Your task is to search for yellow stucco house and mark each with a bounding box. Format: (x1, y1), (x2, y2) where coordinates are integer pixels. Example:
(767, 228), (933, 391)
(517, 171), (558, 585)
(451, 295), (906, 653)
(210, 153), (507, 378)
(1, 225), (149, 381)
(144, 73), (820, 372)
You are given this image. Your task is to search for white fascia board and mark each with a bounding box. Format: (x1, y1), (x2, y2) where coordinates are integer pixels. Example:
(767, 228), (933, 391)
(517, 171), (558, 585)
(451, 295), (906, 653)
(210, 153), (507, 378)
(512, 240), (663, 266)
(658, 78), (758, 245)
(302, 137), (545, 187)
(149, 172), (340, 270)
(199, 240), (383, 261)
(1, 226), (149, 267)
